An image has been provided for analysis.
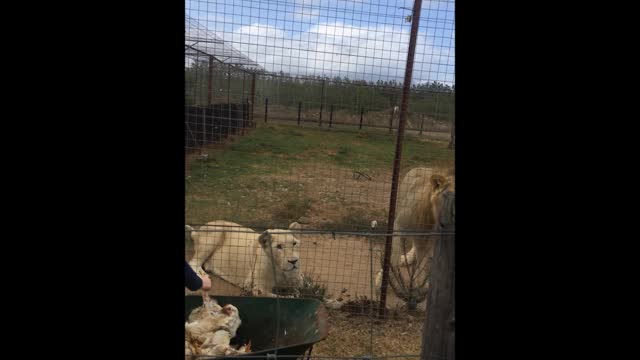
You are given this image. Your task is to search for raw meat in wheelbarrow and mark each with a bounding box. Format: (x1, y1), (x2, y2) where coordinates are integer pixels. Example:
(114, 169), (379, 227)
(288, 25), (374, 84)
(185, 299), (251, 356)
(188, 296), (223, 322)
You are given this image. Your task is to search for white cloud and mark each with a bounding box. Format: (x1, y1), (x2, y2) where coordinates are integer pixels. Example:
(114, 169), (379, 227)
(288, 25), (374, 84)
(227, 20), (454, 85)
(186, 0), (455, 83)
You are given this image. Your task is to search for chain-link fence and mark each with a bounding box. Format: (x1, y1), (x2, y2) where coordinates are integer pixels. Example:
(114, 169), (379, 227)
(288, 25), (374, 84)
(185, 0), (454, 359)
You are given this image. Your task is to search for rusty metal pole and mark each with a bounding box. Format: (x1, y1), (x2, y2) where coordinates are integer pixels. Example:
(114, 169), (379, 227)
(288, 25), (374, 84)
(207, 56), (214, 106)
(378, 0), (424, 317)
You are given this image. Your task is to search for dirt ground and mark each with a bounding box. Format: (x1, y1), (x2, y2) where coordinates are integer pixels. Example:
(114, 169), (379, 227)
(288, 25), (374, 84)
(298, 233), (427, 311)
(313, 310), (425, 357)
(266, 165), (394, 229)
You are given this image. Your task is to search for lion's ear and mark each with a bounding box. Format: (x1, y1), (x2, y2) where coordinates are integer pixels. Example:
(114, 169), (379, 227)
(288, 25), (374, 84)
(258, 231), (272, 247)
(430, 174), (448, 192)
(288, 222), (302, 231)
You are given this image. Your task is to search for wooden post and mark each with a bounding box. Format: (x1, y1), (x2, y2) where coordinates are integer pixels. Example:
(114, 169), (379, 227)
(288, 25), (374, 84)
(449, 115), (455, 149)
(359, 108), (364, 130)
(298, 101), (302, 126)
(241, 72), (246, 104)
(250, 73), (256, 126)
(242, 98), (248, 136)
(264, 97), (268, 123)
(201, 107), (206, 150)
(329, 105), (333, 128)
(420, 232), (455, 360)
(319, 80), (325, 127)
(207, 56), (214, 106)
(227, 64), (231, 104)
(241, 73), (246, 135)
(227, 64), (231, 134)
(420, 114), (425, 135)
(389, 107), (394, 134)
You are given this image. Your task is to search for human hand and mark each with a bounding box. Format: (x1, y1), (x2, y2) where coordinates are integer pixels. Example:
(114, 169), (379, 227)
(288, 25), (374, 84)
(200, 274), (212, 291)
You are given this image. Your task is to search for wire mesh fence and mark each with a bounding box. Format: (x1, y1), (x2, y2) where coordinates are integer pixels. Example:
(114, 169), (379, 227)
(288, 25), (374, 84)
(185, 0), (454, 359)
(185, 227), (454, 358)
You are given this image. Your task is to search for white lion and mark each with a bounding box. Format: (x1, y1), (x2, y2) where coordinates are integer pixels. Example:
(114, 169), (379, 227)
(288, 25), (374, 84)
(375, 167), (455, 291)
(187, 220), (303, 297)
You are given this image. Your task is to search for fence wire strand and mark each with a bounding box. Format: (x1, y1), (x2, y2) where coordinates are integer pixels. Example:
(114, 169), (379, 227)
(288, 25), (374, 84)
(185, 0), (454, 359)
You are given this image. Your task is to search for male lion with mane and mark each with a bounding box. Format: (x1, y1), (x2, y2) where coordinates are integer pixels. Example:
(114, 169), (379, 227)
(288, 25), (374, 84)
(375, 167), (455, 292)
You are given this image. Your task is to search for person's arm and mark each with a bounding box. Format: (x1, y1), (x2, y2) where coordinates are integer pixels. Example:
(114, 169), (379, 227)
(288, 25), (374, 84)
(185, 261), (203, 291)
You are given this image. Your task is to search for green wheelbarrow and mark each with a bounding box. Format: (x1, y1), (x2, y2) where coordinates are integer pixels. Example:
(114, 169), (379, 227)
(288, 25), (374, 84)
(185, 295), (329, 359)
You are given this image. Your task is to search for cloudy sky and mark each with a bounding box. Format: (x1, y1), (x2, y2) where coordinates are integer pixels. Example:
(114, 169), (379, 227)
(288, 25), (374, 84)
(186, 0), (454, 85)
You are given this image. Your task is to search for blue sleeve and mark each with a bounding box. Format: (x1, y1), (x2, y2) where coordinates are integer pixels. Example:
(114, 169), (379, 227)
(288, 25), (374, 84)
(185, 261), (202, 291)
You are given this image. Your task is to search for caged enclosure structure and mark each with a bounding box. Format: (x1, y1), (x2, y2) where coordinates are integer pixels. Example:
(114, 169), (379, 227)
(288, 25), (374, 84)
(185, 0), (455, 359)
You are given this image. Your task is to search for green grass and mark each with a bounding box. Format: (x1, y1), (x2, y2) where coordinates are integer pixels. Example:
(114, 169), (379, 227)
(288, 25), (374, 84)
(189, 124), (451, 171)
(186, 123), (453, 225)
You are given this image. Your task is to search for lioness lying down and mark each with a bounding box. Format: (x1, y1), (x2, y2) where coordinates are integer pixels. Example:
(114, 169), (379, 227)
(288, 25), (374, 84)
(187, 221), (303, 297)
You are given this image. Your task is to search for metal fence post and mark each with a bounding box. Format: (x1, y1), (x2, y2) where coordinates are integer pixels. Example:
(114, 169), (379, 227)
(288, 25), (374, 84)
(379, 0), (424, 317)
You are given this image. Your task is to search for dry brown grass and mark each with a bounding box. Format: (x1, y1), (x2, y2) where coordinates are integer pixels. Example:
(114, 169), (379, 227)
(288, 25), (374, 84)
(313, 310), (425, 357)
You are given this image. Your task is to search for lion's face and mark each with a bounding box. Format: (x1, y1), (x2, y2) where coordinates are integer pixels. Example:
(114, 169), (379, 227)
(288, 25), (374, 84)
(429, 174), (455, 231)
(258, 222), (302, 284)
